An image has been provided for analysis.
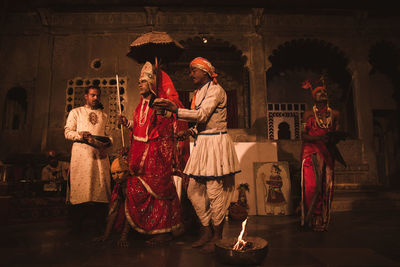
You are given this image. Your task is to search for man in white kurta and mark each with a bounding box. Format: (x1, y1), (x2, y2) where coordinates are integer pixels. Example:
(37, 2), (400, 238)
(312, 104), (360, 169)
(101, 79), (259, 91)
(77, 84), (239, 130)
(64, 86), (111, 206)
(153, 57), (240, 252)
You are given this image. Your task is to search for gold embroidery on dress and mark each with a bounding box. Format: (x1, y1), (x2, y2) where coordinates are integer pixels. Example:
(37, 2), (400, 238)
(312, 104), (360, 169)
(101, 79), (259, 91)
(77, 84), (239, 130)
(89, 112), (98, 125)
(138, 100), (150, 127)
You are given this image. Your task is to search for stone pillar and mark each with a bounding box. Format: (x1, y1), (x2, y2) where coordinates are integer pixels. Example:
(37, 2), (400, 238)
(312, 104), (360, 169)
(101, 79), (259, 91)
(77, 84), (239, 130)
(31, 31), (54, 152)
(349, 58), (378, 185)
(247, 33), (267, 141)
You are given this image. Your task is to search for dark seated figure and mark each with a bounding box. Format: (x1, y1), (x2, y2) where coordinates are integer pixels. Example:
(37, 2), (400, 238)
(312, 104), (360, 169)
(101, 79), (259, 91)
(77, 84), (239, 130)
(93, 156), (131, 247)
(41, 150), (69, 197)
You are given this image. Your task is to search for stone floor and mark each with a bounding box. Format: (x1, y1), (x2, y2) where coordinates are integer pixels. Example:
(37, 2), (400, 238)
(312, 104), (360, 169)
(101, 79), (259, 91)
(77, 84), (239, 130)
(1, 203), (400, 267)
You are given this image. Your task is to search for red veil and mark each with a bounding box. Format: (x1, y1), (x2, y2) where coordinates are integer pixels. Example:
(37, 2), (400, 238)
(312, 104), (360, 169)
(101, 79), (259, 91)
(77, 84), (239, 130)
(158, 70), (190, 178)
(124, 69), (189, 234)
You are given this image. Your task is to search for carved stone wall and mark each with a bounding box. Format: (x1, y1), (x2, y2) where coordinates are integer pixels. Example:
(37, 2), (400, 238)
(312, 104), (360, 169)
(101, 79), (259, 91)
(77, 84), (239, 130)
(0, 6), (399, 187)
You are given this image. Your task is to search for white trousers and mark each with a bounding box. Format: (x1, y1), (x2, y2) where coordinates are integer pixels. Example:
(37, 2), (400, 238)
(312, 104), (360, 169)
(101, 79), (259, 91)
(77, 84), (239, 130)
(187, 176), (235, 226)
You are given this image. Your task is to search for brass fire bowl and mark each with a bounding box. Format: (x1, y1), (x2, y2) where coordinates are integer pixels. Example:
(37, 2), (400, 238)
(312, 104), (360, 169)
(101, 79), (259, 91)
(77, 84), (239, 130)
(215, 237), (269, 265)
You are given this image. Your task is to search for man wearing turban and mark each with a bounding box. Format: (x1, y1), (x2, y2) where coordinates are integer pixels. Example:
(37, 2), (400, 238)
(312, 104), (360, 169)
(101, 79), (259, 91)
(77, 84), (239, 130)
(300, 78), (341, 231)
(153, 57), (240, 252)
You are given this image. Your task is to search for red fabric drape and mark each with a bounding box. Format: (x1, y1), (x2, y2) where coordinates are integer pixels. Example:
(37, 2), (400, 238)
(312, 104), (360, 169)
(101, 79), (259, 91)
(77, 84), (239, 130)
(226, 89), (238, 129)
(124, 69), (189, 234)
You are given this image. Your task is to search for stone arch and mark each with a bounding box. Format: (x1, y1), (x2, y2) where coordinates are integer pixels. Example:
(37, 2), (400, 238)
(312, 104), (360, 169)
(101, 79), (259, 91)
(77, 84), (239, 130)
(164, 36), (250, 128)
(266, 38), (355, 137)
(2, 87), (28, 130)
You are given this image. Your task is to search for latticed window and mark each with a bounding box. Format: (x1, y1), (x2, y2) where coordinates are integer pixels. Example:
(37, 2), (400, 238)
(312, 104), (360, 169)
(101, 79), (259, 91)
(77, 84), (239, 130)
(65, 77), (127, 131)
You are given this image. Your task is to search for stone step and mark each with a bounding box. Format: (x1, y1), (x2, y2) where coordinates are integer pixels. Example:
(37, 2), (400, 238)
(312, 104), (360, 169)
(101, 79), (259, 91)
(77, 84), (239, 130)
(332, 190), (400, 212)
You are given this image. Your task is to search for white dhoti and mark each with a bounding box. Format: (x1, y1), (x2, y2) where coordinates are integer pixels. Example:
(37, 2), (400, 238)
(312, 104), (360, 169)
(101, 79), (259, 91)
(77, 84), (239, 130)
(187, 175), (234, 226)
(184, 133), (240, 178)
(176, 81), (240, 227)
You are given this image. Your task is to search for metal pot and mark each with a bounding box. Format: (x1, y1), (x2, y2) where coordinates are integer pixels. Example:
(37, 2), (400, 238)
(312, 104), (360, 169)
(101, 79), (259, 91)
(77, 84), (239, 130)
(215, 237), (269, 265)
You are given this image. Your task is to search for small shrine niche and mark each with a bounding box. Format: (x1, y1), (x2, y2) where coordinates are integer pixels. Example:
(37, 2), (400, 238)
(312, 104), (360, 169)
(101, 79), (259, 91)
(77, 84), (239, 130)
(267, 103), (305, 140)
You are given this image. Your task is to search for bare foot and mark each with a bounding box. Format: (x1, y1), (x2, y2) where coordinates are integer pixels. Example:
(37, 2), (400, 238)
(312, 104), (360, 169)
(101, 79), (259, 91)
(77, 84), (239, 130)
(117, 238), (130, 248)
(312, 226), (327, 232)
(312, 216), (327, 232)
(145, 233), (172, 245)
(92, 235), (108, 242)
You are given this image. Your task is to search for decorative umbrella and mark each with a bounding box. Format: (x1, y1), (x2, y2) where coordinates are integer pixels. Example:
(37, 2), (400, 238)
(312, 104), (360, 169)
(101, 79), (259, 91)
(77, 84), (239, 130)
(127, 31), (184, 100)
(127, 31), (184, 64)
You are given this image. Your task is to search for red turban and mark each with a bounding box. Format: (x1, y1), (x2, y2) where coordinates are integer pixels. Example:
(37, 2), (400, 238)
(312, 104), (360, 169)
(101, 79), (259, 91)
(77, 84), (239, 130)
(302, 80), (326, 99)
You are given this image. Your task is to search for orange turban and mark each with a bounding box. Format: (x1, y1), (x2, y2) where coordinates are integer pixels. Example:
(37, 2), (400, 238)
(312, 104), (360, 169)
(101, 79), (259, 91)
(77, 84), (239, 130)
(189, 57), (218, 84)
(302, 80), (326, 99)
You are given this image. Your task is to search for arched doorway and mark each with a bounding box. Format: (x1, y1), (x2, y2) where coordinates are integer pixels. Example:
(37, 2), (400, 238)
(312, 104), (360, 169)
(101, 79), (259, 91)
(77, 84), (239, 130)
(278, 121), (291, 140)
(1, 86), (31, 155)
(2, 87), (27, 130)
(266, 38), (356, 138)
(164, 36), (250, 129)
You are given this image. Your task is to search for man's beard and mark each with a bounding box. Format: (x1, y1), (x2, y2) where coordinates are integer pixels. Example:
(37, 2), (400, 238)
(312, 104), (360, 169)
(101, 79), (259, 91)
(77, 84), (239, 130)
(91, 101), (104, 110)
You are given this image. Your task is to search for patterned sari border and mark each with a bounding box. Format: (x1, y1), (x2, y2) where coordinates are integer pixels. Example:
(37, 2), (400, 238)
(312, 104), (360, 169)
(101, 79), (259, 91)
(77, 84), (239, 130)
(137, 176), (175, 200)
(124, 200), (182, 234)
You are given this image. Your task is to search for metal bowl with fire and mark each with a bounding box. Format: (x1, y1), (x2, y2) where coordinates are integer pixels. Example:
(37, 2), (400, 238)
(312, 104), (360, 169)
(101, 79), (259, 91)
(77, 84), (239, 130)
(215, 219), (269, 265)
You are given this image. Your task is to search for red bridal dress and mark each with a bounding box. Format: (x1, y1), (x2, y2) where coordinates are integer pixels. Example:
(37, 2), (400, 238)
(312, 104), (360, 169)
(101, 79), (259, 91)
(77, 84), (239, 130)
(124, 70), (189, 235)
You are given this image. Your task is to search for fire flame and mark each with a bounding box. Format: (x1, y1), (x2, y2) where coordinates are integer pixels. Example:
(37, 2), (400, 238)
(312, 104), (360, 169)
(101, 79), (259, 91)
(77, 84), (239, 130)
(232, 218), (248, 250)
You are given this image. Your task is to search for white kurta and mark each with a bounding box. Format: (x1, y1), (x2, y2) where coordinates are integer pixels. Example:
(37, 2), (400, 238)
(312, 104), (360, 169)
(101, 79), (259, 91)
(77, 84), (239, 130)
(177, 81), (240, 178)
(64, 106), (111, 205)
(176, 81), (240, 226)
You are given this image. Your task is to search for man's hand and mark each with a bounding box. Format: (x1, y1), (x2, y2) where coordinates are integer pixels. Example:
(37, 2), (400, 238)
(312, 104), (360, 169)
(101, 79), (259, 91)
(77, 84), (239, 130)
(152, 98), (178, 113)
(176, 131), (189, 141)
(79, 131), (92, 141)
(117, 114), (128, 127)
(176, 130), (191, 141)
